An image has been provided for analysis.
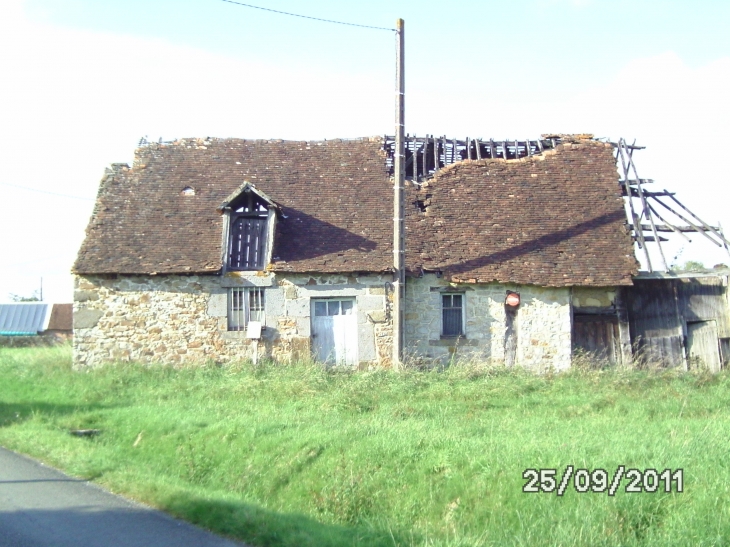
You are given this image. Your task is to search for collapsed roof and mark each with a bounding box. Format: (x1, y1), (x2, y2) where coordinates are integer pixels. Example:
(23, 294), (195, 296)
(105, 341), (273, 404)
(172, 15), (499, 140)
(74, 135), (639, 286)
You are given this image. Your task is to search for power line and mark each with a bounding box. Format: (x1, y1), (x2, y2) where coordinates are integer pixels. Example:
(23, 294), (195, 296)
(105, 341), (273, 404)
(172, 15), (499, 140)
(1, 252), (72, 269)
(0, 182), (94, 201)
(218, 0), (395, 31)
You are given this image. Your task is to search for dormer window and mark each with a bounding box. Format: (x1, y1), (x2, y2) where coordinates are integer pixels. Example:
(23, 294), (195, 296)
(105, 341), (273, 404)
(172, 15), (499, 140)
(219, 182), (280, 272)
(228, 194), (269, 270)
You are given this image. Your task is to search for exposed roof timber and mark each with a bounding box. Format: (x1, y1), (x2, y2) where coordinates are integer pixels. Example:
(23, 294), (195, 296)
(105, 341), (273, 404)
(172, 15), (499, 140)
(613, 138), (730, 268)
(639, 223), (717, 233)
(383, 134), (563, 182)
(620, 188), (675, 198)
(610, 142), (646, 150)
(621, 178), (654, 185)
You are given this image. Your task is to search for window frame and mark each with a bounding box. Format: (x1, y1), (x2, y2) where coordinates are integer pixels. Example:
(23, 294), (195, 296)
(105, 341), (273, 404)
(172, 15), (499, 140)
(441, 292), (466, 338)
(313, 298), (356, 318)
(228, 287), (265, 332)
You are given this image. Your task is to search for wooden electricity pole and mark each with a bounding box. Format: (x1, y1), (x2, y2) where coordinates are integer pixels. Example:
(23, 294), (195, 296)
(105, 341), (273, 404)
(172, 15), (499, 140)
(393, 18), (405, 367)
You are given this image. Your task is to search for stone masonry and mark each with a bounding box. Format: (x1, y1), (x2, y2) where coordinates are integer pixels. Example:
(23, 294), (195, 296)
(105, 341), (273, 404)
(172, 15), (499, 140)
(74, 272), (391, 368)
(405, 274), (572, 371)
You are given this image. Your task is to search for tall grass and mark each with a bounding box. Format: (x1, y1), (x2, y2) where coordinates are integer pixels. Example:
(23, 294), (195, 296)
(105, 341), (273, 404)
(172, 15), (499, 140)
(1, 345), (729, 546)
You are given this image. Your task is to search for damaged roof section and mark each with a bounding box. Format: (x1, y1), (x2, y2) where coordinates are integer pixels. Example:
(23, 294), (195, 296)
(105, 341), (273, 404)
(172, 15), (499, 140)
(406, 139), (639, 286)
(613, 138), (730, 272)
(382, 133), (588, 183)
(73, 137), (393, 275)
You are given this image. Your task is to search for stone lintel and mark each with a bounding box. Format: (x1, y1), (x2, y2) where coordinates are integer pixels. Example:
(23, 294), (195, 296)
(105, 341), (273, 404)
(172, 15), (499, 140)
(429, 286), (475, 292)
(221, 272), (275, 287)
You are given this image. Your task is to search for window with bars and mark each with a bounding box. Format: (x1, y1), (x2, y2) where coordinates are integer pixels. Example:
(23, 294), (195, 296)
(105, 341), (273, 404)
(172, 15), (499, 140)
(442, 293), (464, 337)
(228, 288), (265, 331)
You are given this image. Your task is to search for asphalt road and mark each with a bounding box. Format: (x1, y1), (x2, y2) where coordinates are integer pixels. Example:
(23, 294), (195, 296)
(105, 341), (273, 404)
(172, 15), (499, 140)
(0, 447), (245, 547)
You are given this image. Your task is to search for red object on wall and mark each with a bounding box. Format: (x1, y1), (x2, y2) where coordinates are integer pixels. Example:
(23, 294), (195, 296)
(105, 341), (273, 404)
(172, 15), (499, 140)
(505, 291), (520, 308)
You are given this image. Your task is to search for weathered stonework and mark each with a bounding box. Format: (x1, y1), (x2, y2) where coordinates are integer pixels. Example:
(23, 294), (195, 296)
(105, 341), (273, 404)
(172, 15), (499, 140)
(74, 271), (608, 371)
(572, 287), (616, 309)
(73, 273), (392, 368)
(405, 274), (572, 371)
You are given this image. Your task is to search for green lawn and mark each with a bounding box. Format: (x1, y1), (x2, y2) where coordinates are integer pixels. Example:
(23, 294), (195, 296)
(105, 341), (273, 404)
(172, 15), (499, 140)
(1, 345), (729, 546)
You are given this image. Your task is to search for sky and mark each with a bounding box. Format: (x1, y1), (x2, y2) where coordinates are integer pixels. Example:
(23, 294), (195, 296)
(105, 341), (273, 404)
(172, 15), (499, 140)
(1, 0), (730, 303)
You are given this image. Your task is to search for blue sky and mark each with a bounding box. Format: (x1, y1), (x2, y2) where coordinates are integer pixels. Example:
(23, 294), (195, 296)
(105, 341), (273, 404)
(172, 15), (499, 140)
(2, 0), (730, 302)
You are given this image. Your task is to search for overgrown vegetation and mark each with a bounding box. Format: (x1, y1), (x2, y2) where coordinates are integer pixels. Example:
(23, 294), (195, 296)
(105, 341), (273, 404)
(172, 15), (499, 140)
(1, 346), (729, 546)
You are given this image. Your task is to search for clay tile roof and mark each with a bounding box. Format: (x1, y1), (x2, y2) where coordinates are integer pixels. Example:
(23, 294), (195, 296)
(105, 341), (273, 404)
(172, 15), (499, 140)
(405, 140), (638, 286)
(73, 137), (394, 275)
(47, 304), (73, 331)
(74, 135), (638, 286)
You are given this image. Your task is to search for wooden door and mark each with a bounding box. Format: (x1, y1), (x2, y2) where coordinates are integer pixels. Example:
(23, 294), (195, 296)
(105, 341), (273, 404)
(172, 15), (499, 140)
(311, 299), (358, 366)
(687, 320), (721, 372)
(572, 315), (619, 364)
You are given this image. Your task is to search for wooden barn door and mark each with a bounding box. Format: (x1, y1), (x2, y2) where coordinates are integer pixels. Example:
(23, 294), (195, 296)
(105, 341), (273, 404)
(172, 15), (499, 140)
(311, 299), (358, 366)
(572, 315), (619, 364)
(687, 320), (721, 372)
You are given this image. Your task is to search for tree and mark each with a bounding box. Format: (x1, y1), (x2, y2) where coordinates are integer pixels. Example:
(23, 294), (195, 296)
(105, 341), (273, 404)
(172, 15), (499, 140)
(677, 260), (706, 272)
(9, 291), (41, 302)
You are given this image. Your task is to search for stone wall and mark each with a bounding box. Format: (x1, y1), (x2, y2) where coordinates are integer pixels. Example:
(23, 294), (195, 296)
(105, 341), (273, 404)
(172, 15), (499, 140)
(74, 270), (589, 370)
(404, 274), (572, 371)
(73, 272), (391, 368)
(572, 287), (616, 309)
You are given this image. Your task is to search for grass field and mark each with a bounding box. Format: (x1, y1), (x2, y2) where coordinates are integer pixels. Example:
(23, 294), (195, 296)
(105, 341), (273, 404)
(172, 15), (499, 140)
(1, 345), (729, 546)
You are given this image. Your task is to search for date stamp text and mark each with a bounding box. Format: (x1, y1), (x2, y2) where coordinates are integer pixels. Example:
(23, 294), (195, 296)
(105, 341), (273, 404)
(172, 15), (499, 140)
(522, 467), (684, 495)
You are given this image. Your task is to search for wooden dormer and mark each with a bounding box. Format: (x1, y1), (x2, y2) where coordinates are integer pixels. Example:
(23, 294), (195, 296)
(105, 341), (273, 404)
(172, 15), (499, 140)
(218, 182), (281, 271)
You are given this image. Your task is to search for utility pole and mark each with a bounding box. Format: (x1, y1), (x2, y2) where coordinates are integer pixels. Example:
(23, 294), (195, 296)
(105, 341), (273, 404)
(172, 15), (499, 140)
(393, 18), (405, 367)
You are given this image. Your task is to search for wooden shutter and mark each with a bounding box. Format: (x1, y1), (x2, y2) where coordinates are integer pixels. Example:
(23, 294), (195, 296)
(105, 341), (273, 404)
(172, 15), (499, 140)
(229, 217), (267, 270)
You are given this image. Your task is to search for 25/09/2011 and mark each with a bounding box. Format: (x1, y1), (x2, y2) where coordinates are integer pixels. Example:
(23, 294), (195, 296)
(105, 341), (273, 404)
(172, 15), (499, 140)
(522, 467), (684, 495)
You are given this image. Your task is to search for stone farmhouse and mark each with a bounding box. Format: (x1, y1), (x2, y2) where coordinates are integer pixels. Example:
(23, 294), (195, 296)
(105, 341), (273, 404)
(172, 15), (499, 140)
(73, 134), (645, 370)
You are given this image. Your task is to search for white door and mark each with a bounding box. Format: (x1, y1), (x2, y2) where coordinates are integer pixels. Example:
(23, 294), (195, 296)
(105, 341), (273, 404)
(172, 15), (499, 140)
(311, 299), (358, 366)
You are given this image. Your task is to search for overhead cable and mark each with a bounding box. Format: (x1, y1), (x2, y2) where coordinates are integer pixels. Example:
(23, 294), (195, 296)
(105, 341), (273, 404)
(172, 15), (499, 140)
(0, 182), (94, 201)
(218, 0), (395, 31)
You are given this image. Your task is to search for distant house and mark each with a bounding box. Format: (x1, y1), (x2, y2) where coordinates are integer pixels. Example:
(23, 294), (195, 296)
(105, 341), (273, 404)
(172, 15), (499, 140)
(0, 303), (72, 339)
